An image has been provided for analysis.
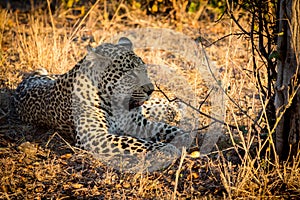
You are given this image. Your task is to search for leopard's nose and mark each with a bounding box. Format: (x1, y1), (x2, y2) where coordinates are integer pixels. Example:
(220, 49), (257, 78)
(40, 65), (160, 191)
(147, 89), (153, 96)
(143, 83), (154, 96)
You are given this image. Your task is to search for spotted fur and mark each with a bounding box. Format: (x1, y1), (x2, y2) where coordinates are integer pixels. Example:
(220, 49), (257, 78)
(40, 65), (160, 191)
(13, 37), (191, 171)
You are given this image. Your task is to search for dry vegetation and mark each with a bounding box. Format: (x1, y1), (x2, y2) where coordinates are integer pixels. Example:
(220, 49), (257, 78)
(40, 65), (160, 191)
(0, 1), (299, 199)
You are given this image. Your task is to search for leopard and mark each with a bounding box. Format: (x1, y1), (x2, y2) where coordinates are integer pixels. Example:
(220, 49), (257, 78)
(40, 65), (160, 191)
(13, 37), (193, 172)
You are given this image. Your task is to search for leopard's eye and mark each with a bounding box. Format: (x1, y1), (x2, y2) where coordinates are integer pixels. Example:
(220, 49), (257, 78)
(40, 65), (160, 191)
(133, 60), (146, 72)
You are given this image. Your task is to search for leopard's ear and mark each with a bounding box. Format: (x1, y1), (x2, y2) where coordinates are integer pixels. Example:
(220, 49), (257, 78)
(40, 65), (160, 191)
(86, 45), (100, 61)
(118, 37), (133, 50)
(86, 46), (111, 69)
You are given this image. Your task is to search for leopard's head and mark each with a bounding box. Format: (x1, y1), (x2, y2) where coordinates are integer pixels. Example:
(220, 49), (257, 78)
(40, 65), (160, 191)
(82, 37), (154, 110)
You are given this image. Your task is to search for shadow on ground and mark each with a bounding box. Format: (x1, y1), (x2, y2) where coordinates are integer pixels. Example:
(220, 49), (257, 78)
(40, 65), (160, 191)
(0, 84), (226, 199)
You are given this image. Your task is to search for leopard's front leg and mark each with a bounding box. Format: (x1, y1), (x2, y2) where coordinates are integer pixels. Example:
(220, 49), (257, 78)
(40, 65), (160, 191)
(74, 107), (180, 172)
(122, 111), (194, 151)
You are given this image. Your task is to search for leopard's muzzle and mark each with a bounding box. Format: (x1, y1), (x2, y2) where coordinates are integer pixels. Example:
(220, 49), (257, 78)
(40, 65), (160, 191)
(129, 83), (154, 110)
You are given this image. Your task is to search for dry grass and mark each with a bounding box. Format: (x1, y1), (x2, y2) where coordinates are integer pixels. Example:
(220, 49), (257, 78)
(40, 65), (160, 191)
(0, 1), (299, 199)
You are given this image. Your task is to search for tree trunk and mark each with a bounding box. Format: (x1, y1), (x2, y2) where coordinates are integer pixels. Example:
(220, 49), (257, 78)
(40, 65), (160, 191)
(275, 0), (300, 160)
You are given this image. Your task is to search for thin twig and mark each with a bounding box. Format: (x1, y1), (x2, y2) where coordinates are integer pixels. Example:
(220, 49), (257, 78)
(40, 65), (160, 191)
(202, 32), (246, 48)
(46, 132), (76, 153)
(172, 147), (186, 200)
(198, 88), (212, 110)
(214, 6), (227, 23)
(228, 13), (250, 36)
(155, 83), (238, 130)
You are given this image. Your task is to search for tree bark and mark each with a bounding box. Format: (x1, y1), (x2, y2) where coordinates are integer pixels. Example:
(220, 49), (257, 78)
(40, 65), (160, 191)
(275, 0), (300, 160)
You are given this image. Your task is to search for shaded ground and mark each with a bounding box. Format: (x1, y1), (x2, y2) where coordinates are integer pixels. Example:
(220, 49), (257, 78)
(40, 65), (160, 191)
(0, 94), (226, 199)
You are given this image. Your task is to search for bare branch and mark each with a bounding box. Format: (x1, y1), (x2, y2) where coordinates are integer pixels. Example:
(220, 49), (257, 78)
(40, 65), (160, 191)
(154, 83), (238, 130)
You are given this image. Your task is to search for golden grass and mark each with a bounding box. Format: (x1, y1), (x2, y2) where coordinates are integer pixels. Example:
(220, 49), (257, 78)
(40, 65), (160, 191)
(0, 2), (299, 199)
